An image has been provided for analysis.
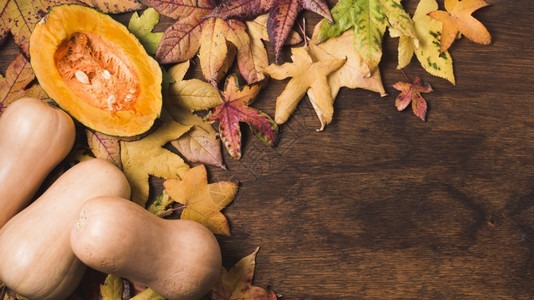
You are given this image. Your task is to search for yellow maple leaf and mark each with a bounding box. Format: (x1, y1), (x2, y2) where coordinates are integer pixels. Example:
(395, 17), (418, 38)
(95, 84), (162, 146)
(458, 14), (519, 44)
(428, 0), (491, 53)
(121, 114), (191, 207)
(163, 165), (237, 236)
(262, 47), (345, 131)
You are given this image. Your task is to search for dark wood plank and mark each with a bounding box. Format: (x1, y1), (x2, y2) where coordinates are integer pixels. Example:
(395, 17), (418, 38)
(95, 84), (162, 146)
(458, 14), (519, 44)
(2, 0), (534, 298)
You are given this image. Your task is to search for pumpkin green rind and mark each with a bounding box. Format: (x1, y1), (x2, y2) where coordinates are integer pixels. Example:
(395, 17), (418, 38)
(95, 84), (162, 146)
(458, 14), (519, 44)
(30, 4), (162, 137)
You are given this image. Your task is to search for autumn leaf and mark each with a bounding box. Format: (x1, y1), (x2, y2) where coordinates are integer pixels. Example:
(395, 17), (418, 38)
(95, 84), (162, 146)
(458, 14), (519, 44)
(0, 54), (49, 115)
(206, 74), (277, 160)
(262, 46), (345, 131)
(209, 247), (277, 300)
(210, 0), (332, 60)
(128, 8), (164, 55)
(0, 0), (143, 56)
(428, 0), (491, 53)
(120, 114), (191, 207)
(168, 107), (225, 169)
(167, 60), (222, 111)
(166, 61), (224, 167)
(310, 21), (386, 99)
(163, 165), (237, 236)
(316, 0), (417, 72)
(100, 274), (123, 300)
(390, 0), (455, 85)
(86, 129), (123, 169)
(147, 190), (176, 216)
(392, 75), (433, 121)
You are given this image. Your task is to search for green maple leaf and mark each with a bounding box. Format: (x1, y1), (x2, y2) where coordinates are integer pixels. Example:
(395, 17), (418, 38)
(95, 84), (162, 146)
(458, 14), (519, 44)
(128, 8), (164, 55)
(316, 0), (416, 72)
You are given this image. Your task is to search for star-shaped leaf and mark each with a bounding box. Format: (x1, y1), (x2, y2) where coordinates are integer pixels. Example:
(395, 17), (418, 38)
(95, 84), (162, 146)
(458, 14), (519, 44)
(392, 75), (433, 121)
(209, 247), (277, 300)
(163, 165), (237, 236)
(210, 0), (332, 60)
(0, 54), (49, 115)
(390, 0), (455, 84)
(316, 0), (417, 72)
(428, 0), (491, 53)
(0, 0), (143, 56)
(262, 46), (345, 131)
(206, 74), (277, 160)
(120, 114), (191, 207)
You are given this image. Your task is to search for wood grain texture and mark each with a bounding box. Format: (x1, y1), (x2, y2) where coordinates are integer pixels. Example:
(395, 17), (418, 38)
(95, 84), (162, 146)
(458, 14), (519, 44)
(1, 0), (534, 298)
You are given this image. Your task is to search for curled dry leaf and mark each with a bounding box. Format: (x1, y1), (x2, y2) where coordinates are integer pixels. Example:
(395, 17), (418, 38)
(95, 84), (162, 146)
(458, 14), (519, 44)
(163, 165), (237, 236)
(392, 75), (433, 121)
(209, 247), (277, 300)
(262, 46), (345, 131)
(0, 54), (49, 115)
(428, 0), (491, 54)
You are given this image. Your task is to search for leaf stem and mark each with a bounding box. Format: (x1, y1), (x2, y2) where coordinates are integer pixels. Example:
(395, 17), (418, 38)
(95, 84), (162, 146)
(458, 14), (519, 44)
(400, 68), (410, 82)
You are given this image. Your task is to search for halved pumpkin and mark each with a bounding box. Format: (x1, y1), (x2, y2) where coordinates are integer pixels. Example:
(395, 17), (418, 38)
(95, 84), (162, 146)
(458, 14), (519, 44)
(30, 5), (162, 137)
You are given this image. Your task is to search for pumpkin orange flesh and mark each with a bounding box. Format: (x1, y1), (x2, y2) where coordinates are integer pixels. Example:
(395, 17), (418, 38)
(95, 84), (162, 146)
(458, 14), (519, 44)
(30, 5), (162, 137)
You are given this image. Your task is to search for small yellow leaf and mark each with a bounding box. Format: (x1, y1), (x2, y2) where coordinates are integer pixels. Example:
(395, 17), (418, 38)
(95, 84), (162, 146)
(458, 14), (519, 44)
(163, 165), (237, 236)
(121, 114), (191, 207)
(100, 274), (123, 300)
(167, 61), (222, 112)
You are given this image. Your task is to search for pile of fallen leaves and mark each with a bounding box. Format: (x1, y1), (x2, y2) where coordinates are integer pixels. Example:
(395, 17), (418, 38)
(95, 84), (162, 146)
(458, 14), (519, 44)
(0, 0), (492, 298)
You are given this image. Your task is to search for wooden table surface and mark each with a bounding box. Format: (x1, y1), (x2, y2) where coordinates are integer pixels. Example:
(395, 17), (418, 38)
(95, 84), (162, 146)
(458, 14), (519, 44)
(1, 0), (533, 298)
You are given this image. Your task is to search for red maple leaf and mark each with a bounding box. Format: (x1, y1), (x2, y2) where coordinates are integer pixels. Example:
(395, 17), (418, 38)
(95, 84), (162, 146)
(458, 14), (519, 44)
(206, 74), (277, 159)
(392, 76), (433, 121)
(210, 0), (332, 60)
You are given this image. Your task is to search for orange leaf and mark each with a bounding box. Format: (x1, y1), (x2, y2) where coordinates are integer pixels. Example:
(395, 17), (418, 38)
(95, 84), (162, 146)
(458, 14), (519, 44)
(209, 247), (277, 300)
(163, 165), (238, 236)
(392, 76), (433, 121)
(428, 0), (491, 53)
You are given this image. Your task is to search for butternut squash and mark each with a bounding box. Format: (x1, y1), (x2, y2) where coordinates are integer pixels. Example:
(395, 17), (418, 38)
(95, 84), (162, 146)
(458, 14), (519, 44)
(0, 159), (131, 300)
(70, 196), (222, 300)
(0, 98), (76, 229)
